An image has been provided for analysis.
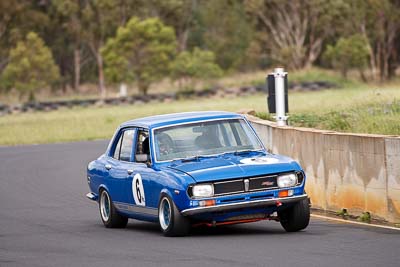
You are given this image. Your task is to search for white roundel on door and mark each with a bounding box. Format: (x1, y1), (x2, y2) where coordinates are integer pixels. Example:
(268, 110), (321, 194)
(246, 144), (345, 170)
(132, 173), (146, 206)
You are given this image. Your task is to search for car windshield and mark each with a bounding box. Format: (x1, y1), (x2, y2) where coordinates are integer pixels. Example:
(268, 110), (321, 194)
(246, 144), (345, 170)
(153, 119), (263, 162)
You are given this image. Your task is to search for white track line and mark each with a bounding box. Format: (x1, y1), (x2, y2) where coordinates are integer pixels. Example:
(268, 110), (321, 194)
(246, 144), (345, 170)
(311, 214), (400, 231)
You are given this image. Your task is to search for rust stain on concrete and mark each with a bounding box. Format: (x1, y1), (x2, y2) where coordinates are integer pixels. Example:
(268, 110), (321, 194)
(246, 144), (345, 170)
(249, 117), (400, 223)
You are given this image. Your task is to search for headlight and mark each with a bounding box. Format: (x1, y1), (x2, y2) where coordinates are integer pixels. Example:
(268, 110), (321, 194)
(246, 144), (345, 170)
(277, 173), (297, 188)
(192, 184), (214, 198)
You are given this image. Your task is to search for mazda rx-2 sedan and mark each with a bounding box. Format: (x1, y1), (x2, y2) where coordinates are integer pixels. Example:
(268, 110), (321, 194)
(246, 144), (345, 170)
(86, 111), (310, 236)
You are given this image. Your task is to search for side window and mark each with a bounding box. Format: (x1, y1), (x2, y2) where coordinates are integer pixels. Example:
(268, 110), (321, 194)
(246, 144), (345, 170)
(119, 129), (135, 162)
(135, 130), (150, 162)
(113, 134), (122, 159)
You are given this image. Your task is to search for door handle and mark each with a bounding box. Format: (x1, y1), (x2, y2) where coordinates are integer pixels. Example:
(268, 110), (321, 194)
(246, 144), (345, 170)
(127, 169), (134, 175)
(105, 164), (112, 170)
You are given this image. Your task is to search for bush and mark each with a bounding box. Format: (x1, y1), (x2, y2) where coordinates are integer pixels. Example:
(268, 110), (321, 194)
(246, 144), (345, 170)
(171, 47), (223, 91)
(254, 111), (273, 121)
(288, 112), (351, 131)
(102, 17), (176, 95)
(323, 34), (369, 79)
(1, 32), (60, 100)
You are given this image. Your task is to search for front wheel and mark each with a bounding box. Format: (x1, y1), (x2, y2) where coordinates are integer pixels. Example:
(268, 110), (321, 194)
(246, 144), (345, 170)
(99, 189), (128, 228)
(279, 198), (310, 232)
(158, 195), (190, 237)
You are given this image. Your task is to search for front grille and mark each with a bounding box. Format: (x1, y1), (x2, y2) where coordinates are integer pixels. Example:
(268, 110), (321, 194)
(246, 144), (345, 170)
(214, 180), (244, 195)
(210, 171), (303, 197)
(213, 174), (278, 196)
(249, 175), (278, 191)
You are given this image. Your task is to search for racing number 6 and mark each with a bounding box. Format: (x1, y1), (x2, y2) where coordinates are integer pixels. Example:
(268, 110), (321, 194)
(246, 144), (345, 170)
(136, 179), (142, 203)
(132, 173), (146, 206)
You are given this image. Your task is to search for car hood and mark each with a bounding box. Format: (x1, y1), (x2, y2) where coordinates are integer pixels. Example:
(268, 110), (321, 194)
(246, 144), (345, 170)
(167, 154), (301, 183)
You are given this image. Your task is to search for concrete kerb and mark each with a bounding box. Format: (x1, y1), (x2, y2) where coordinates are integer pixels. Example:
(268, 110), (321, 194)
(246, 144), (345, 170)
(246, 115), (400, 224)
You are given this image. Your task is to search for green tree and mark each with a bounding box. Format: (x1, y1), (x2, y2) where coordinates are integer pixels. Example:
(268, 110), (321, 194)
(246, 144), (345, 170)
(336, 0), (400, 81)
(0, 0), (49, 73)
(130, 0), (196, 52)
(81, 0), (121, 99)
(1, 32), (60, 100)
(189, 0), (253, 71)
(102, 17), (176, 95)
(51, 0), (86, 91)
(171, 47), (223, 90)
(324, 34), (369, 80)
(246, 0), (346, 69)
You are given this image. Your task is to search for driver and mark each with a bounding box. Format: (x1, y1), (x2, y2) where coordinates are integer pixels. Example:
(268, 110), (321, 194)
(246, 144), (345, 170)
(195, 124), (221, 149)
(157, 133), (174, 155)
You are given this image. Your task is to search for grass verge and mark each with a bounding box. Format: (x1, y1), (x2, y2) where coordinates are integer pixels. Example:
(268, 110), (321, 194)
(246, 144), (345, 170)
(0, 96), (268, 146)
(1, 70), (400, 146)
(287, 100), (400, 135)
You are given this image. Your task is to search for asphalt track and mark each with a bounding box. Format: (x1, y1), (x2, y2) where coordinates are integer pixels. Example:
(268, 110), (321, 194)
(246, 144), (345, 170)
(0, 140), (399, 267)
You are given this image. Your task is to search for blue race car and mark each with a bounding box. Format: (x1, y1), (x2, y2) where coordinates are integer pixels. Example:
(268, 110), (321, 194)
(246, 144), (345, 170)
(86, 111), (310, 236)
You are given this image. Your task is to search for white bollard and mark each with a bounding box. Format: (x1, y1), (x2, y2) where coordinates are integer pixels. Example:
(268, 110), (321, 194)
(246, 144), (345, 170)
(273, 67), (288, 126)
(119, 83), (127, 98)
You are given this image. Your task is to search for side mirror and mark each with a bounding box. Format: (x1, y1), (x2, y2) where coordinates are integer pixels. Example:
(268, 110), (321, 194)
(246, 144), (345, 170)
(135, 154), (149, 163)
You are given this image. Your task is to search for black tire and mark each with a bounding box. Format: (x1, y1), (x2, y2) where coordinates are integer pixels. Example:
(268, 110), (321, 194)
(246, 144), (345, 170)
(158, 194), (190, 237)
(99, 189), (128, 228)
(279, 198), (310, 232)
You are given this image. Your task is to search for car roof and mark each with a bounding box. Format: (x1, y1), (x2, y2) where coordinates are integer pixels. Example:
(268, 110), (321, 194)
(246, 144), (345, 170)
(120, 111), (244, 129)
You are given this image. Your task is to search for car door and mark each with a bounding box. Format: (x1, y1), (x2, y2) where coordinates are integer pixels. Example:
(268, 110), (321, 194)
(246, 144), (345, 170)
(124, 129), (160, 217)
(104, 128), (136, 204)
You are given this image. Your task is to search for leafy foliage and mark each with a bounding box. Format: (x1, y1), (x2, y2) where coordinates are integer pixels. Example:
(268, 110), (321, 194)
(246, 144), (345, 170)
(288, 111), (351, 131)
(1, 0), (400, 100)
(254, 111), (273, 121)
(81, 0), (123, 99)
(336, 0), (400, 81)
(286, 98), (400, 135)
(358, 211), (371, 223)
(1, 32), (59, 100)
(246, 0), (346, 69)
(0, 1), (50, 73)
(102, 17), (176, 95)
(324, 35), (369, 78)
(189, 0), (253, 70)
(336, 208), (349, 219)
(171, 48), (223, 90)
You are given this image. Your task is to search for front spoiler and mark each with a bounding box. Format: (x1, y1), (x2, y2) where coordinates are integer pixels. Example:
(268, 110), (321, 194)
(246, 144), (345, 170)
(181, 194), (308, 216)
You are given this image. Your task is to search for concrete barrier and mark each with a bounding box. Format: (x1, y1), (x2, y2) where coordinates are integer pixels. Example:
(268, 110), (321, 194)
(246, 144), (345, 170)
(248, 116), (400, 223)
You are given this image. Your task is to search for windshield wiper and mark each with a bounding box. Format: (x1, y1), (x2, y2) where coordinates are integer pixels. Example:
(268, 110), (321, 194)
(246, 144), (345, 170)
(218, 149), (263, 157)
(172, 150), (262, 163)
(233, 150), (257, 155)
(180, 155), (217, 163)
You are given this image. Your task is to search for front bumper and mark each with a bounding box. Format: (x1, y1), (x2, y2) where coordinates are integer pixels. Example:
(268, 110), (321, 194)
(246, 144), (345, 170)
(181, 194), (308, 216)
(86, 192), (98, 201)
